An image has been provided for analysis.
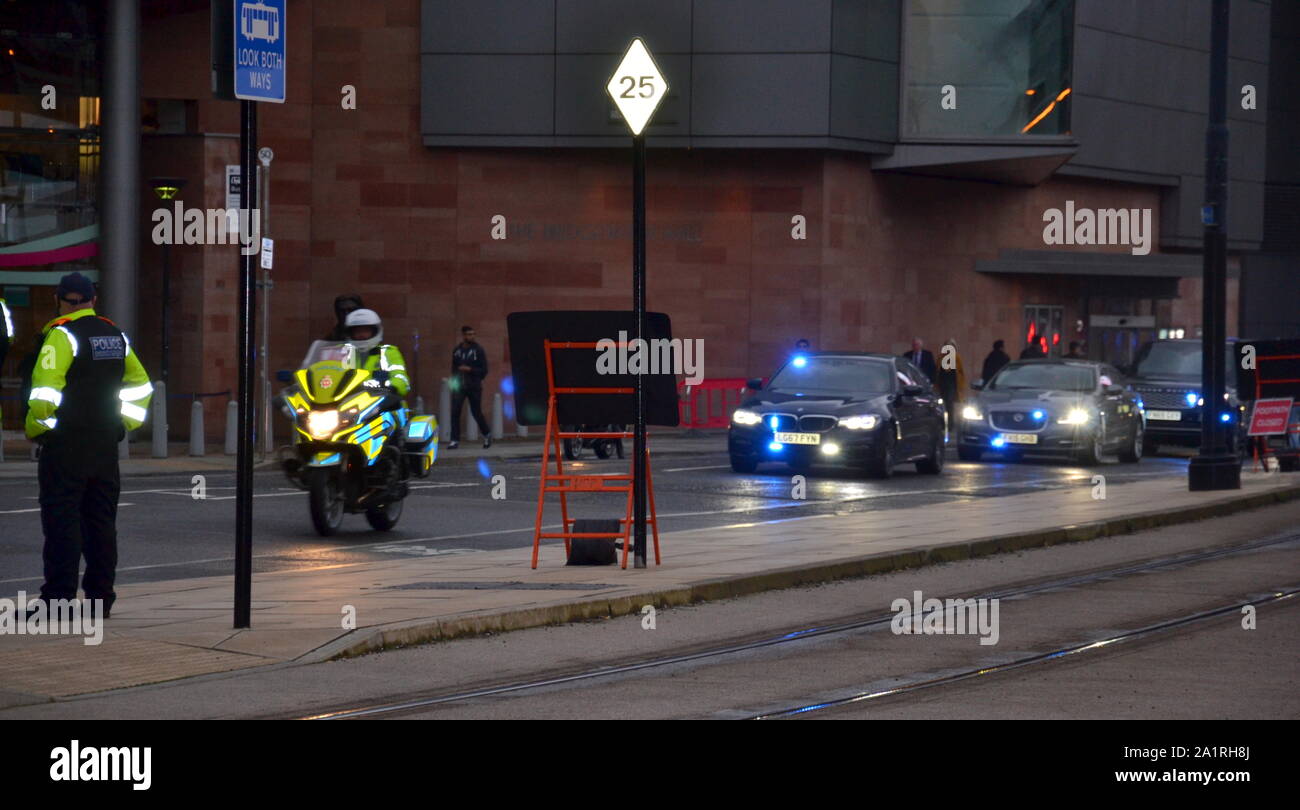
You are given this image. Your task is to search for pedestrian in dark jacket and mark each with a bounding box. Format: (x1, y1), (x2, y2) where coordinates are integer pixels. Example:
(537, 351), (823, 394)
(981, 340), (1011, 383)
(325, 294), (364, 341)
(449, 325), (491, 448)
(900, 337), (937, 380)
(1019, 340), (1046, 360)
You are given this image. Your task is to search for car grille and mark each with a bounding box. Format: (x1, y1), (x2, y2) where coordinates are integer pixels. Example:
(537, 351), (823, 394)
(765, 414), (798, 432)
(991, 411), (1049, 431)
(1133, 388), (1195, 410)
(798, 415), (838, 432)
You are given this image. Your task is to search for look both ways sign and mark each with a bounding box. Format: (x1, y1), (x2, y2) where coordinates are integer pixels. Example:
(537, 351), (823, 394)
(234, 0), (286, 103)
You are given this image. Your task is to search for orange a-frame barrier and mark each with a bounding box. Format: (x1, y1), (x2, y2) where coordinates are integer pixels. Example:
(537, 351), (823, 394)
(531, 339), (661, 569)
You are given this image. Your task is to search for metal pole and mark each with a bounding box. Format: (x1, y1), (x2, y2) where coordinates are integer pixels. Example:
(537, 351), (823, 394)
(259, 150), (273, 455)
(632, 133), (647, 568)
(234, 100), (258, 627)
(161, 240), (171, 392)
(101, 0), (140, 338)
(1189, 0), (1240, 491)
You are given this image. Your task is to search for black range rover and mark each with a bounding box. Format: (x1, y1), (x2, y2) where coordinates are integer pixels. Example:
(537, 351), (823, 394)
(1124, 339), (1247, 454)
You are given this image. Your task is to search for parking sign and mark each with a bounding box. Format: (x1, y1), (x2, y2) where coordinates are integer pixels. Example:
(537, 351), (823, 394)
(234, 0), (286, 103)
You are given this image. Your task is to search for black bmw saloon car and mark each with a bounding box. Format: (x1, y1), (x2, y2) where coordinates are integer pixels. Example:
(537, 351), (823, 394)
(727, 352), (946, 478)
(957, 359), (1144, 465)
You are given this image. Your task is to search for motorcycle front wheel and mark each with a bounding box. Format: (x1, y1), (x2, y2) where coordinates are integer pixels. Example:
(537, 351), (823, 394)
(308, 468), (345, 536)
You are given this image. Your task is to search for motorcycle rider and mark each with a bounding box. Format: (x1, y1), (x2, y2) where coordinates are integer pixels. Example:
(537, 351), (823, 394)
(343, 308), (410, 400)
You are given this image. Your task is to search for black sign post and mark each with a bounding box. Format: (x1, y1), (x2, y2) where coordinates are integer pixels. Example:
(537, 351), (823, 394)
(1188, 0), (1240, 492)
(234, 100), (257, 627)
(632, 133), (647, 567)
(607, 38), (667, 568)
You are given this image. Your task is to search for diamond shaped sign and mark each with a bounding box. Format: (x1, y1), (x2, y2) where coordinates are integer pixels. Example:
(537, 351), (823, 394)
(606, 38), (668, 136)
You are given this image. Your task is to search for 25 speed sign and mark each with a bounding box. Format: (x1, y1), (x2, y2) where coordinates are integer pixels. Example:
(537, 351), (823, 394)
(607, 38), (669, 136)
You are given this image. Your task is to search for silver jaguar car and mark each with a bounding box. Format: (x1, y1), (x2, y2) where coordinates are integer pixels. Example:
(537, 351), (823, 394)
(956, 359), (1144, 465)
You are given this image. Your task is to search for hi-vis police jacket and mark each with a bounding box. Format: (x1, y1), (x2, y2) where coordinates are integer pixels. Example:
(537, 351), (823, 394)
(361, 345), (410, 398)
(25, 308), (153, 441)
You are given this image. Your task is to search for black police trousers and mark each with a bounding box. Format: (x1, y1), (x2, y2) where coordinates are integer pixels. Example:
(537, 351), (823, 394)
(37, 435), (121, 611)
(450, 386), (490, 441)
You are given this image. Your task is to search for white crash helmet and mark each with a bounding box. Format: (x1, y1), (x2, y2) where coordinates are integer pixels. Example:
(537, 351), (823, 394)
(344, 308), (384, 354)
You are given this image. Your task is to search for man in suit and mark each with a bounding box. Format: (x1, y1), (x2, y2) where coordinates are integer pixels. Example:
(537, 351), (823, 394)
(900, 337), (936, 380)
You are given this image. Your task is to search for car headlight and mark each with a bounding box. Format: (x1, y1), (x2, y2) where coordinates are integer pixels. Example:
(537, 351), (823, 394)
(961, 405), (983, 421)
(839, 414), (879, 430)
(1057, 408), (1091, 425)
(732, 408), (762, 426)
(306, 409), (340, 439)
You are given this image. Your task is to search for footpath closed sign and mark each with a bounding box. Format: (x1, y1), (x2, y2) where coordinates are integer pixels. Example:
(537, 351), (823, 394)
(1247, 398), (1294, 436)
(234, 0), (286, 103)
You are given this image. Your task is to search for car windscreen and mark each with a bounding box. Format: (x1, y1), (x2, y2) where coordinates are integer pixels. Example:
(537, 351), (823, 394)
(767, 357), (894, 396)
(989, 363), (1095, 392)
(1132, 341), (1235, 381)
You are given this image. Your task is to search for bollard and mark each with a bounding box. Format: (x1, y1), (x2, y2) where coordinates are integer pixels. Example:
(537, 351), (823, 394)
(189, 399), (205, 456)
(225, 399), (238, 455)
(439, 379), (452, 443)
(151, 381), (168, 458)
(492, 392), (504, 439)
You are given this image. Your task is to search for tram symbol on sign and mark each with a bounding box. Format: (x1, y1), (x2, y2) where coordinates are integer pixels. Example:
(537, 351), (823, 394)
(241, 1), (281, 43)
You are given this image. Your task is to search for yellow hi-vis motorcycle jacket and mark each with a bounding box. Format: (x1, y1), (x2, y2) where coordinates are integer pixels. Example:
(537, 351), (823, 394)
(360, 344), (410, 398)
(25, 308), (153, 440)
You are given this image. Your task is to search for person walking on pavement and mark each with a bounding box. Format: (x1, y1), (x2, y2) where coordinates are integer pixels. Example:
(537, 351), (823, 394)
(449, 325), (490, 449)
(901, 337), (937, 380)
(1019, 339), (1046, 360)
(935, 338), (967, 439)
(324, 294), (364, 341)
(25, 272), (152, 619)
(981, 339), (1011, 383)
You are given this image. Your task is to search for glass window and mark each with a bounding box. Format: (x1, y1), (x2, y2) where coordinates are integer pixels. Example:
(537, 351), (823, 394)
(902, 0), (1074, 138)
(768, 357), (895, 396)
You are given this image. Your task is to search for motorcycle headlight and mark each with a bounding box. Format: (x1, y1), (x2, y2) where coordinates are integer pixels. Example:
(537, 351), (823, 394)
(961, 405), (983, 421)
(307, 409), (340, 439)
(732, 409), (762, 426)
(839, 414), (880, 430)
(1057, 408), (1091, 425)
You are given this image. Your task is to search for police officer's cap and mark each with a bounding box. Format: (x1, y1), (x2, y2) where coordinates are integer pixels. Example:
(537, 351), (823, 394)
(56, 272), (96, 301)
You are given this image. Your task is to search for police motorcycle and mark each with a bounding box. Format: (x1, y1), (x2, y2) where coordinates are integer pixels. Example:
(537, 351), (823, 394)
(277, 340), (438, 536)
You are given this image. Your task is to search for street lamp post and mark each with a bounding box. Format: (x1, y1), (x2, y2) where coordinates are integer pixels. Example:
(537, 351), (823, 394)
(150, 177), (186, 393)
(1188, 0), (1240, 491)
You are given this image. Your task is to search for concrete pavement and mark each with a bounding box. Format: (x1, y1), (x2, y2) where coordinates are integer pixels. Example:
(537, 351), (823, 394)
(1, 466), (1296, 706)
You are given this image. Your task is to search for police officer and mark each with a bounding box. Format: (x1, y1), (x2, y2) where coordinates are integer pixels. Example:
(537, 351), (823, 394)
(448, 325), (490, 449)
(25, 273), (152, 618)
(343, 308), (410, 398)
